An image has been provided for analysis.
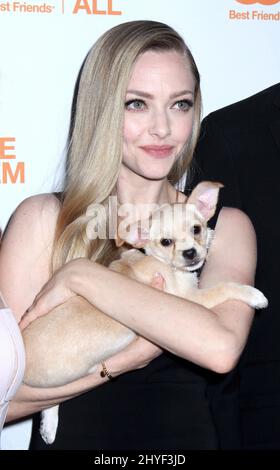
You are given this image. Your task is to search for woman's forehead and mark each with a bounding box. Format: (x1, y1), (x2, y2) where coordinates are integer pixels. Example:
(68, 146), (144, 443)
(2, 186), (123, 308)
(127, 50), (194, 92)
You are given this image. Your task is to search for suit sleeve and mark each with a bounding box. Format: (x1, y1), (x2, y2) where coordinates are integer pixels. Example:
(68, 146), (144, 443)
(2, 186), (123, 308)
(186, 114), (242, 211)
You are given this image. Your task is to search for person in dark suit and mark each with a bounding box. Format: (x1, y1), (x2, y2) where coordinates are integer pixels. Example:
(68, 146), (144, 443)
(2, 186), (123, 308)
(186, 82), (280, 449)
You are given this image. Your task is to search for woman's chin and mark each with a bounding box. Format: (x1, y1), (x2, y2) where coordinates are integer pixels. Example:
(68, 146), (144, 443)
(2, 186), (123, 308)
(121, 161), (173, 181)
(140, 170), (170, 181)
(139, 164), (173, 181)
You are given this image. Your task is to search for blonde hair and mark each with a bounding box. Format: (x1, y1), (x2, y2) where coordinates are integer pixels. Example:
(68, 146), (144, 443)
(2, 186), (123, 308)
(52, 20), (201, 272)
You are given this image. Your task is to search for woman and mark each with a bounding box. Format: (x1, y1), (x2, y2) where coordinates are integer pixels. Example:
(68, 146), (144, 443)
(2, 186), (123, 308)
(0, 229), (25, 449)
(0, 21), (257, 449)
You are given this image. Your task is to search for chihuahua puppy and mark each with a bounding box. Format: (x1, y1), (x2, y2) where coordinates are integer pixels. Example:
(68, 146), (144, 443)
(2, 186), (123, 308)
(22, 181), (268, 444)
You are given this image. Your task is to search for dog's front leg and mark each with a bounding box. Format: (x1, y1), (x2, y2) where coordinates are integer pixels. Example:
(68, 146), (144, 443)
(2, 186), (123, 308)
(40, 405), (59, 444)
(186, 282), (268, 309)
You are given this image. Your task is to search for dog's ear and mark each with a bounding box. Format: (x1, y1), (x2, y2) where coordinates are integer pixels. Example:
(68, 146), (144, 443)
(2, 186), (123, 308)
(187, 181), (224, 221)
(116, 221), (150, 248)
(115, 233), (125, 247)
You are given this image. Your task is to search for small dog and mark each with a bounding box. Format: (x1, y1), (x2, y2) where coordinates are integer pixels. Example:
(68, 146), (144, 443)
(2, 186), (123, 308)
(22, 181), (268, 444)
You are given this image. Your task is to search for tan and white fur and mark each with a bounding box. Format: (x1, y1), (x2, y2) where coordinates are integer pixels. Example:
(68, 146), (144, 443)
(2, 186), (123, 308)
(22, 181), (268, 444)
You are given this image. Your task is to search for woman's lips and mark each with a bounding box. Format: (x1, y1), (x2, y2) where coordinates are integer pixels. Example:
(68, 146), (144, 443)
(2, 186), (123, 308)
(139, 145), (174, 158)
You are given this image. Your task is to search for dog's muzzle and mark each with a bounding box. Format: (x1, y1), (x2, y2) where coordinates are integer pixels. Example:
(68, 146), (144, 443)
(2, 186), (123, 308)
(185, 258), (205, 272)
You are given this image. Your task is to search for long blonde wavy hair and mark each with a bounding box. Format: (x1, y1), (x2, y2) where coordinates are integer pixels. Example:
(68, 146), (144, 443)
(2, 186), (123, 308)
(52, 20), (202, 272)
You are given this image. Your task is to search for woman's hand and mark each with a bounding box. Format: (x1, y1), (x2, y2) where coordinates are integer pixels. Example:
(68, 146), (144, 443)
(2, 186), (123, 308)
(19, 258), (91, 330)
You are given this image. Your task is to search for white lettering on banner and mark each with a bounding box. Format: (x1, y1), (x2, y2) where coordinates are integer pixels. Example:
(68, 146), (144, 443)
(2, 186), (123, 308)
(0, 138), (25, 185)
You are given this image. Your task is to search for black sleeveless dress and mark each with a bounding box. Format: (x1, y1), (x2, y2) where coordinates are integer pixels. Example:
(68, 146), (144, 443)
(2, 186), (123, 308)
(29, 197), (221, 450)
(30, 353), (218, 450)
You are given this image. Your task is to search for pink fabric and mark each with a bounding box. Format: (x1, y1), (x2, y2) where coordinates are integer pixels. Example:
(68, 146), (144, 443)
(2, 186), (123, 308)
(0, 308), (25, 448)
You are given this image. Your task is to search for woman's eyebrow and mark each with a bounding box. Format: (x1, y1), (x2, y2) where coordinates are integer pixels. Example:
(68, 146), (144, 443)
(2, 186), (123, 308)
(126, 89), (194, 99)
(170, 90), (194, 99)
(126, 90), (153, 99)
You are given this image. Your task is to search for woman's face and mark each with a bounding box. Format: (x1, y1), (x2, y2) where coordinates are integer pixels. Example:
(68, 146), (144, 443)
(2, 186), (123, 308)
(122, 49), (195, 181)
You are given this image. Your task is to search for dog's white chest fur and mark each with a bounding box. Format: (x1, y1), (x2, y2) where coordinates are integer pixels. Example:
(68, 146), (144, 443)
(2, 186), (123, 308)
(165, 268), (198, 297)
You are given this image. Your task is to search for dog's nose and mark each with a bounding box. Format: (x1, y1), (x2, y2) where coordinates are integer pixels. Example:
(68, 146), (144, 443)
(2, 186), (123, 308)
(182, 248), (197, 260)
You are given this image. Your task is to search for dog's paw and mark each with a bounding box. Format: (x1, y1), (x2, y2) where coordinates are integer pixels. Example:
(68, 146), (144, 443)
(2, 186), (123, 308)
(40, 406), (59, 445)
(247, 287), (268, 309)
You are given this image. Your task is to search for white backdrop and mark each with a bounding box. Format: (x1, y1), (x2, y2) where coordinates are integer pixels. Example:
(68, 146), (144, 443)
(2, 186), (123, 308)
(1, 0), (280, 449)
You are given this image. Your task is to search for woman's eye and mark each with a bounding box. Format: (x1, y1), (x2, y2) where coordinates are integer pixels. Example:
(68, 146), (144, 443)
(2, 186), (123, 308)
(173, 100), (193, 112)
(125, 99), (145, 111)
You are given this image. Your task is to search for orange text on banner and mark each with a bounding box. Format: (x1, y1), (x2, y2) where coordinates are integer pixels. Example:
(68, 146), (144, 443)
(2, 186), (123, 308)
(0, 137), (25, 184)
(0, 137), (16, 159)
(73, 0), (122, 15)
(229, 10), (250, 18)
(1, 162), (25, 184)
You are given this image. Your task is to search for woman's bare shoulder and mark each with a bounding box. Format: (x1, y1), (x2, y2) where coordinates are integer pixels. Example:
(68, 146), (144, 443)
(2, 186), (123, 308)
(5, 193), (61, 237)
(0, 194), (62, 318)
(217, 206), (253, 228)
(203, 206), (257, 285)
(1, 193), (61, 272)
(14, 193), (61, 219)
(214, 206), (256, 248)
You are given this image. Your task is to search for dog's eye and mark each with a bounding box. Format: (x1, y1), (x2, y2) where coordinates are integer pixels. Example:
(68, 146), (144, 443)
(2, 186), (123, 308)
(160, 238), (174, 247)
(192, 225), (201, 235)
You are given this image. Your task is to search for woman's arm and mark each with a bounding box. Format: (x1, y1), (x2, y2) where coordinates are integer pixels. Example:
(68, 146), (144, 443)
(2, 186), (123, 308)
(7, 334), (161, 421)
(0, 195), (59, 322)
(1, 196), (162, 422)
(26, 207), (258, 374)
(75, 207), (256, 373)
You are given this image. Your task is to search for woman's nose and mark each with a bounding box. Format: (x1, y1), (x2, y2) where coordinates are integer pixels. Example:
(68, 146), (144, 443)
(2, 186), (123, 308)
(148, 110), (171, 138)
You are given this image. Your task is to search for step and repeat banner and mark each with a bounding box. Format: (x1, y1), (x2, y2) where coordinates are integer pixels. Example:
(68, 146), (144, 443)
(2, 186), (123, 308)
(1, 0), (280, 449)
